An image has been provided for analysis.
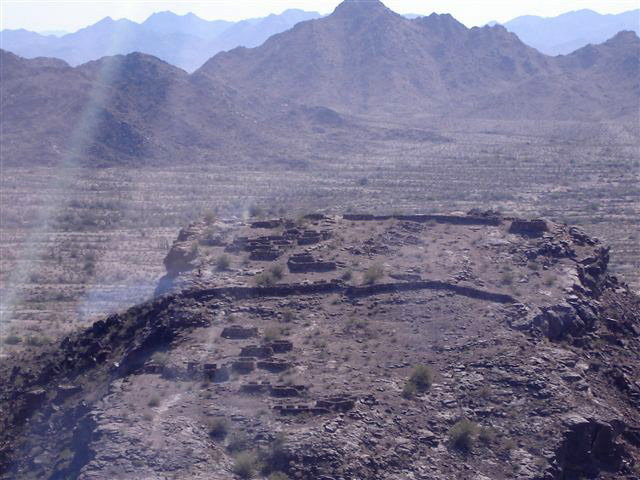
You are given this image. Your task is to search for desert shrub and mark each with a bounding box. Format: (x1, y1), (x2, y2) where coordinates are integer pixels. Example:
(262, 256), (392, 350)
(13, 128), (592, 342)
(150, 351), (169, 365)
(203, 210), (216, 225)
(254, 272), (276, 287)
(216, 254), (231, 271)
(147, 396), (160, 408)
(4, 334), (21, 345)
(208, 417), (230, 440)
(402, 381), (417, 399)
(502, 437), (517, 451)
(363, 264), (384, 284)
(269, 264), (284, 280)
(341, 269), (353, 281)
(267, 473), (290, 480)
(357, 176), (369, 186)
(449, 419), (478, 452)
(227, 431), (250, 453)
(478, 427), (498, 446)
(233, 452), (257, 479)
(25, 335), (48, 347)
(500, 271), (513, 286)
(248, 205), (264, 218)
(260, 433), (289, 474)
(409, 364), (435, 391)
(263, 327), (282, 342)
(476, 385), (492, 400)
(281, 309), (295, 323)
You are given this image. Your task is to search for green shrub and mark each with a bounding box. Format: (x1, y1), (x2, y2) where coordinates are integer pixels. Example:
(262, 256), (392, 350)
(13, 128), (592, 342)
(363, 264), (384, 284)
(249, 205), (264, 218)
(409, 364), (435, 391)
(449, 419), (478, 452)
(268, 473), (290, 480)
(254, 272), (276, 287)
(281, 309), (295, 323)
(216, 254), (231, 271)
(260, 433), (289, 474)
(4, 334), (21, 345)
(341, 269), (353, 281)
(25, 335), (48, 347)
(227, 431), (250, 453)
(478, 427), (497, 445)
(233, 452), (257, 479)
(150, 351), (169, 366)
(147, 396), (160, 408)
(269, 264), (284, 280)
(203, 210), (216, 225)
(264, 327), (282, 342)
(402, 381), (417, 399)
(208, 417), (230, 440)
(500, 271), (513, 286)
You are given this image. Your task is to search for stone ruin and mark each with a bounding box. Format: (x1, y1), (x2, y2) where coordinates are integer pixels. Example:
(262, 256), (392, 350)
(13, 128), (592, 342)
(272, 394), (356, 416)
(220, 325), (258, 340)
(240, 381), (271, 394)
(202, 363), (230, 382)
(274, 404), (331, 416)
(509, 219), (548, 237)
(231, 357), (256, 374)
(297, 229), (331, 245)
(227, 234), (293, 261)
(270, 384), (307, 397)
(240, 382), (307, 397)
(257, 358), (290, 373)
(240, 345), (274, 358)
(287, 253), (337, 273)
(316, 395), (357, 412)
(250, 219), (283, 229)
(225, 224), (333, 262)
(264, 339), (293, 353)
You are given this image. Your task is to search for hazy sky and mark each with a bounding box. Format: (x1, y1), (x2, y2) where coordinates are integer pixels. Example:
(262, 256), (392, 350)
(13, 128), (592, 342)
(1, 0), (638, 32)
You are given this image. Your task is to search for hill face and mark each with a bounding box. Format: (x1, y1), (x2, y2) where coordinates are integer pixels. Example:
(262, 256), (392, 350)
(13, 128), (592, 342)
(0, 10), (322, 72)
(1, 212), (639, 479)
(502, 9), (640, 56)
(196, 0), (640, 119)
(0, 50), (276, 166)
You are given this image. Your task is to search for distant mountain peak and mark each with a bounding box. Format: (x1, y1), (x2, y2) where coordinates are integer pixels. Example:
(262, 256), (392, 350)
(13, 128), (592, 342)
(96, 16), (114, 24)
(332, 0), (390, 17)
(607, 29), (640, 45)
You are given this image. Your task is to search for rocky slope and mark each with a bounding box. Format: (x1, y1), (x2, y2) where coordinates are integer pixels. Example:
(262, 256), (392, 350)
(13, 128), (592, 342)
(0, 49), (282, 166)
(197, 0), (640, 119)
(1, 211), (638, 479)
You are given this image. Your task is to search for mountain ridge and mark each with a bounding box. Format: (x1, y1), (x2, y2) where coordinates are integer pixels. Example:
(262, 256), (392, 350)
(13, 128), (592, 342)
(0, 9), (322, 72)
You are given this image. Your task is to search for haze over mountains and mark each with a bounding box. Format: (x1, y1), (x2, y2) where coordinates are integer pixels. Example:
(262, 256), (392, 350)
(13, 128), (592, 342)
(500, 9), (640, 56)
(1, 6), (638, 74)
(1, 0), (639, 166)
(0, 9), (322, 72)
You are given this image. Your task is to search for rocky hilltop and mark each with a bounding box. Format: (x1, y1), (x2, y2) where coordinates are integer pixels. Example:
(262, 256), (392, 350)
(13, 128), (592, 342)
(1, 211), (639, 479)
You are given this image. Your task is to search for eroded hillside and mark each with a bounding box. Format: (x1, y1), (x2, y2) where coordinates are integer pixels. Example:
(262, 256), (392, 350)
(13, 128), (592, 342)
(1, 212), (638, 479)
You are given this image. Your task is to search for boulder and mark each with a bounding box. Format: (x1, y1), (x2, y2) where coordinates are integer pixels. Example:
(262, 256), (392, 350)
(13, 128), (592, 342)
(163, 242), (198, 277)
(550, 414), (626, 478)
(533, 303), (584, 340)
